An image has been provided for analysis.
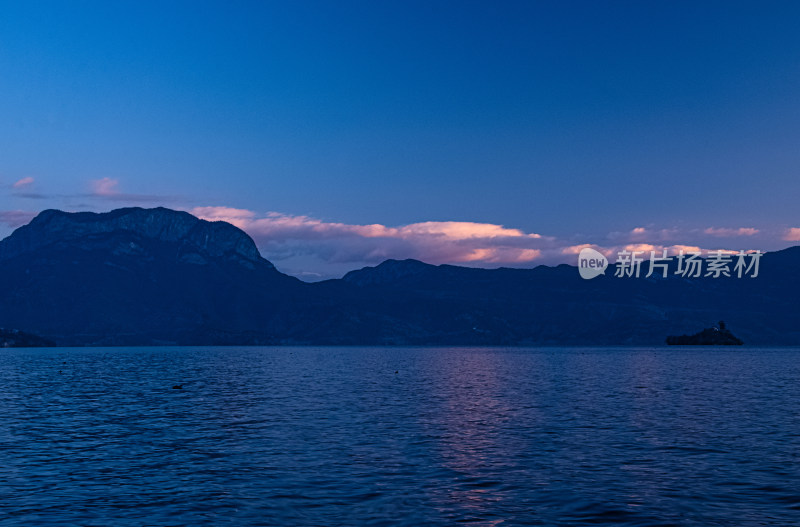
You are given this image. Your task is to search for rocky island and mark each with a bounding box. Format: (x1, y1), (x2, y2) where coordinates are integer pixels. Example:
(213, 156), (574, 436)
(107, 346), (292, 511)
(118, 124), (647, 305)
(666, 321), (744, 346)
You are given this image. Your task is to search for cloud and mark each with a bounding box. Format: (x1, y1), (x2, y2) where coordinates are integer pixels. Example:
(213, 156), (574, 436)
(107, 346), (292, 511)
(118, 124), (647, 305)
(3, 177), (48, 198)
(704, 227), (760, 237)
(191, 206), (255, 221)
(191, 206), (549, 266)
(608, 226), (679, 243)
(0, 210), (36, 228)
(90, 177), (120, 197)
(623, 243), (657, 253)
(12, 177), (34, 189)
(784, 228), (800, 242)
(670, 245), (703, 254)
(88, 177), (181, 204)
(184, 206), (789, 278)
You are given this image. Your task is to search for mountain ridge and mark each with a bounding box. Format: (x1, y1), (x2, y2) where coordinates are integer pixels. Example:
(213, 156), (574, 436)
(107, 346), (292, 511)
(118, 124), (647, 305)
(0, 207), (269, 268)
(1, 207), (798, 347)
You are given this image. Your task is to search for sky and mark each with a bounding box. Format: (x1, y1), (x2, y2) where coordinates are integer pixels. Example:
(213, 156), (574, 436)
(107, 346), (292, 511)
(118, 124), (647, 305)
(1, 1), (799, 279)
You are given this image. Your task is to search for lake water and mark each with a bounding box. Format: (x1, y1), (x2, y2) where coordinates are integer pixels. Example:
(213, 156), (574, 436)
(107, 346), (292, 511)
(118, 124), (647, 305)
(1, 346), (799, 526)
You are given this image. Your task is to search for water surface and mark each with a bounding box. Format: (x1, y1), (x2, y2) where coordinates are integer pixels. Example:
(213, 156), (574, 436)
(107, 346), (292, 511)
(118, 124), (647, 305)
(1, 346), (799, 525)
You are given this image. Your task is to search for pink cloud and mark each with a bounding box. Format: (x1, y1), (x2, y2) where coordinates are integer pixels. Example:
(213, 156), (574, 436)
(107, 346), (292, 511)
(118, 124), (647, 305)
(0, 210), (36, 228)
(395, 221), (540, 240)
(561, 244), (617, 261)
(670, 245), (703, 253)
(191, 206), (255, 222)
(785, 228), (800, 241)
(12, 177), (34, 189)
(190, 206), (548, 266)
(623, 243), (657, 253)
(704, 227), (760, 237)
(608, 226), (679, 243)
(90, 177), (120, 197)
(86, 177), (180, 204)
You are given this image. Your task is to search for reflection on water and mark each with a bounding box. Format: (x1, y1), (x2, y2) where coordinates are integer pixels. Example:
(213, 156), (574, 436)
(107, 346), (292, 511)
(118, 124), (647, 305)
(422, 350), (520, 523)
(1, 346), (800, 525)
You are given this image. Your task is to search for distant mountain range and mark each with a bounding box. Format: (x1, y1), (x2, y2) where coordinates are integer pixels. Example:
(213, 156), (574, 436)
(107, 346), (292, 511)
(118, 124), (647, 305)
(1, 207), (798, 346)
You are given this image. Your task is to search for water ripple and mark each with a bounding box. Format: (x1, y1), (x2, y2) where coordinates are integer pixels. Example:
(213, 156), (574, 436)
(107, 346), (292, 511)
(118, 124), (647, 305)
(1, 346), (799, 525)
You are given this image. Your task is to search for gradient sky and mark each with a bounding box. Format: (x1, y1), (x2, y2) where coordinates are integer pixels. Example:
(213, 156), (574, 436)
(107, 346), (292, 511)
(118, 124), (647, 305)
(1, 1), (799, 279)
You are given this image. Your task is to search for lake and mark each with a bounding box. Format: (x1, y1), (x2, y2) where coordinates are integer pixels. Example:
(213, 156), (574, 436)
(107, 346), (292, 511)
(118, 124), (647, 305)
(1, 346), (799, 525)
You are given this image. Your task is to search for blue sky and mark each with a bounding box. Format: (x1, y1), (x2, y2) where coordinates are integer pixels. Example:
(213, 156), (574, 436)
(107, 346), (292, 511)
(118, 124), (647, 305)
(1, 1), (799, 278)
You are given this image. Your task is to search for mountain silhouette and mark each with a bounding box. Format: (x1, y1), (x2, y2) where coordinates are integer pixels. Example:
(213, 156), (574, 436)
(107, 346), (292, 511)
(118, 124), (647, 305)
(0, 208), (306, 345)
(1, 207), (798, 346)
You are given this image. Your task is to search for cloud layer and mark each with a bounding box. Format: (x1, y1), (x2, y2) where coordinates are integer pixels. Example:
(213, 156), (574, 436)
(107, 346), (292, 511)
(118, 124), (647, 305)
(191, 206), (548, 265)
(190, 206), (772, 275)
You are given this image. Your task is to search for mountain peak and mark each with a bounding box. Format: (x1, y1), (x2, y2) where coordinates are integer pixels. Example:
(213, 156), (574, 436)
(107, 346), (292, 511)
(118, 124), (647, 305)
(343, 258), (435, 286)
(0, 207), (270, 267)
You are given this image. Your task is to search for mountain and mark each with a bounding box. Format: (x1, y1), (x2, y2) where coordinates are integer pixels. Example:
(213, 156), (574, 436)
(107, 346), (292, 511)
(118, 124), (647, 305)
(0, 208), (308, 345)
(1, 207), (798, 346)
(341, 251), (800, 345)
(0, 328), (55, 347)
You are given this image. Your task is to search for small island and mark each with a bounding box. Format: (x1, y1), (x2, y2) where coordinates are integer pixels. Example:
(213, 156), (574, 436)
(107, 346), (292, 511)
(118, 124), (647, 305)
(666, 321), (743, 346)
(0, 328), (55, 348)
